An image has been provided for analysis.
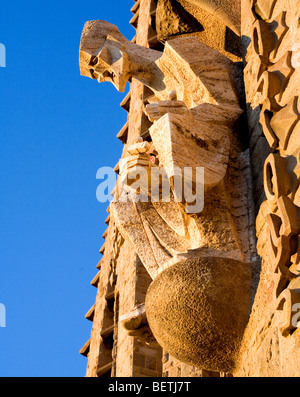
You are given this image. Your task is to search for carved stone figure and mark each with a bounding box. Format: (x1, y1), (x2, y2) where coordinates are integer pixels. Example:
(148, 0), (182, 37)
(80, 19), (256, 372)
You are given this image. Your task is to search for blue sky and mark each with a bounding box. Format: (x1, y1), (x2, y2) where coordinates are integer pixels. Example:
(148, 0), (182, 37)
(0, 0), (135, 376)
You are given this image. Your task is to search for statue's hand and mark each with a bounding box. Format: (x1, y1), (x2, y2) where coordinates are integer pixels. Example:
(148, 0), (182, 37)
(145, 91), (188, 122)
(125, 138), (151, 156)
(119, 138), (152, 188)
(115, 138), (156, 202)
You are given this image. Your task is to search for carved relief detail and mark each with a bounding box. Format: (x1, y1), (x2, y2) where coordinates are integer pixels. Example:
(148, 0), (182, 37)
(245, 0), (300, 337)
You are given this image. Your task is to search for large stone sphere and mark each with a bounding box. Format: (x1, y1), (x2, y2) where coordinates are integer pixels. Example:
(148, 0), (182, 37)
(145, 257), (252, 372)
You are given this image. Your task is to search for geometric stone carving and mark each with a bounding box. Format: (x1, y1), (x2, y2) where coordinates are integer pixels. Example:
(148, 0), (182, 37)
(148, 110), (230, 191)
(263, 153), (290, 202)
(80, 14), (256, 374)
(270, 97), (300, 152)
(177, 0), (241, 35)
(265, 195), (300, 275)
(79, 20), (243, 112)
(254, 0), (277, 21)
(79, 20), (249, 268)
(156, 0), (204, 42)
(252, 19), (277, 64)
(79, 0), (300, 378)
(156, 0), (243, 61)
(119, 304), (159, 347)
(239, 0), (300, 375)
(275, 280), (300, 337)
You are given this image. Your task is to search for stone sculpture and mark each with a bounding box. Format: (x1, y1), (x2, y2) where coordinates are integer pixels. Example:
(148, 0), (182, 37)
(79, 0), (300, 378)
(176, 0), (241, 35)
(155, 0), (243, 61)
(228, 0), (300, 376)
(243, 0), (300, 330)
(80, 18), (256, 372)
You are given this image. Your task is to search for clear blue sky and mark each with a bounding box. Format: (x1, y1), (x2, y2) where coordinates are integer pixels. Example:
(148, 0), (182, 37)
(0, 0), (135, 377)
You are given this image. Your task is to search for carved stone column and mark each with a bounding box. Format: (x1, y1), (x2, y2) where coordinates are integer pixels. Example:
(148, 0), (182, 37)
(236, 0), (300, 376)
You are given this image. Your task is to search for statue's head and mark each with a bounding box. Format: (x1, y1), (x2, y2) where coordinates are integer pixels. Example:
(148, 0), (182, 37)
(79, 20), (131, 92)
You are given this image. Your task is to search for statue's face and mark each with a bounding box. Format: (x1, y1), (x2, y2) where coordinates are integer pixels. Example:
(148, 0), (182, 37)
(79, 21), (130, 92)
(93, 37), (130, 92)
(80, 20), (162, 93)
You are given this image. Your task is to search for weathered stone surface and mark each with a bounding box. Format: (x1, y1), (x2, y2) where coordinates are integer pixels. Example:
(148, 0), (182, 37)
(177, 0), (241, 35)
(119, 303), (159, 346)
(156, 0), (204, 41)
(174, 0), (243, 61)
(79, 0), (299, 378)
(80, 4), (257, 376)
(236, 0), (300, 377)
(80, 20), (244, 108)
(145, 256), (252, 372)
(148, 110), (230, 190)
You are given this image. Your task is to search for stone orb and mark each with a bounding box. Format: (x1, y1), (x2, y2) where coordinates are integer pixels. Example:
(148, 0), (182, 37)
(145, 257), (252, 372)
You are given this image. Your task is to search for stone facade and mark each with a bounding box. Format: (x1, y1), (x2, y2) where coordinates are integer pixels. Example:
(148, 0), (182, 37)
(79, 0), (300, 377)
(235, 0), (300, 377)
